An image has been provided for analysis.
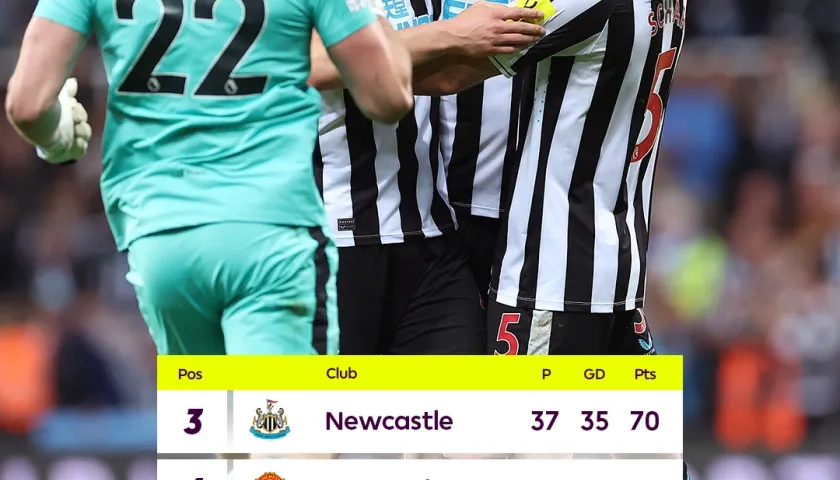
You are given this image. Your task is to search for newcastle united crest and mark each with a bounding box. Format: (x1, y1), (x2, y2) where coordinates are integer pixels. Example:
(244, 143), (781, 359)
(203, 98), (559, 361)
(250, 399), (290, 440)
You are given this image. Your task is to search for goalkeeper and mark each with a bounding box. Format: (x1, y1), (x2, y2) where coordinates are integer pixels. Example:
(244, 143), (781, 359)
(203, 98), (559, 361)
(6, 0), (413, 355)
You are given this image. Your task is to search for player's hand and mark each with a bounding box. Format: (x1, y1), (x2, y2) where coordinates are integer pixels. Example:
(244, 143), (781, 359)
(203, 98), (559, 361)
(36, 78), (93, 165)
(446, 2), (546, 57)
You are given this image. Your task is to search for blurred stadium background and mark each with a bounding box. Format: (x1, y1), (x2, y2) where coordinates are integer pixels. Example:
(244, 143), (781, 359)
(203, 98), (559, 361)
(1, 1), (840, 479)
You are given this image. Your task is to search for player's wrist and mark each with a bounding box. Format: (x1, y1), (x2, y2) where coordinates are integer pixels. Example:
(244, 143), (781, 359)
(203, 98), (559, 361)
(44, 106), (71, 144)
(35, 101), (76, 163)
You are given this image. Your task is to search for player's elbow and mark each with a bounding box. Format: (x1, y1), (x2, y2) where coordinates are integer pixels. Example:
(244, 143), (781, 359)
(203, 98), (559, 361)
(356, 87), (414, 124)
(5, 76), (51, 126)
(366, 34), (414, 123)
(307, 45), (344, 92)
(306, 65), (331, 91)
(380, 91), (415, 124)
(327, 19), (414, 123)
(307, 70), (344, 92)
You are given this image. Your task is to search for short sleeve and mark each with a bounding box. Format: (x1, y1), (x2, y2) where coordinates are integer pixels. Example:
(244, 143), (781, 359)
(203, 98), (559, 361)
(33, 0), (94, 37)
(312, 0), (379, 48)
(490, 0), (616, 77)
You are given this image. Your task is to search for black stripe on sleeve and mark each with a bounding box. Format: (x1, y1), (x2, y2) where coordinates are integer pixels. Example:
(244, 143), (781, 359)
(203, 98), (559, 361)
(512, 0), (617, 73)
(564, 4), (634, 307)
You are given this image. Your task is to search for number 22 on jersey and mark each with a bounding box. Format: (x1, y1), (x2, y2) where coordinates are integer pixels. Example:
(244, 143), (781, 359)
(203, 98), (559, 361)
(115, 0), (268, 97)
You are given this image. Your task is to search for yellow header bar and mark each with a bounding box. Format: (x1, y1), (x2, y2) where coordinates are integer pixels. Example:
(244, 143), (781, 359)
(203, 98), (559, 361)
(157, 355), (682, 391)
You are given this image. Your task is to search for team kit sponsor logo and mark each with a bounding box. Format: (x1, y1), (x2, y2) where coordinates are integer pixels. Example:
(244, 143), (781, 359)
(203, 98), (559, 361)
(635, 311), (656, 354)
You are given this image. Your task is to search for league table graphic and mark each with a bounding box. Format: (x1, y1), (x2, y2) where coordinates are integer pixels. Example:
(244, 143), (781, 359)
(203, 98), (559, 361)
(157, 356), (684, 479)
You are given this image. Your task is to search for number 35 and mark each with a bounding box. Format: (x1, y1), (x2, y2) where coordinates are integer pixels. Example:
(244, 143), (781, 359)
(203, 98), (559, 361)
(632, 48), (678, 162)
(581, 410), (608, 431)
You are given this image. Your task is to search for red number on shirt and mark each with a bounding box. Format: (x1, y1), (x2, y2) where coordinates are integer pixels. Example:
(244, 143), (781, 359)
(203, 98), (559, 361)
(494, 313), (521, 355)
(632, 47), (678, 163)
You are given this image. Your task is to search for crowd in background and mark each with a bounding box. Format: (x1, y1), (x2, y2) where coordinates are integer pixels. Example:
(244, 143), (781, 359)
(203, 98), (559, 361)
(1, 0), (840, 478)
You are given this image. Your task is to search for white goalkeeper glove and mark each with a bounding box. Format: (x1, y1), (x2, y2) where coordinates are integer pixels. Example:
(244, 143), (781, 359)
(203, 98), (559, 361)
(36, 78), (92, 165)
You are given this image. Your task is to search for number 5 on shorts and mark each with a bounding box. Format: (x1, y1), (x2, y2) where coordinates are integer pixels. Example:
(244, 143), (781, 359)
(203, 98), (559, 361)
(494, 313), (521, 355)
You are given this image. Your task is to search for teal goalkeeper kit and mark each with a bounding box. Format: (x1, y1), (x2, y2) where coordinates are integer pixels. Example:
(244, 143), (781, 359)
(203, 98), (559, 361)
(33, 0), (376, 354)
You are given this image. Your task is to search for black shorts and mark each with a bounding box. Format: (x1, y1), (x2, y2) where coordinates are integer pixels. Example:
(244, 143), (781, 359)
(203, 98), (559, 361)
(452, 206), (501, 305)
(486, 298), (656, 355)
(337, 234), (485, 354)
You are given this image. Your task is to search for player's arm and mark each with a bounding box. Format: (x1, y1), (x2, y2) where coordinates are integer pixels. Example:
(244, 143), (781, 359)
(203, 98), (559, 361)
(321, 17), (414, 124)
(6, 0), (94, 164)
(413, 54), (500, 95)
(311, 0), (413, 123)
(415, 0), (617, 95)
(308, 2), (546, 93)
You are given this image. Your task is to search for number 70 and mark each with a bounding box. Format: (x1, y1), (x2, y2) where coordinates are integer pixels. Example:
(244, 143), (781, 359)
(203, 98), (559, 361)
(630, 410), (660, 431)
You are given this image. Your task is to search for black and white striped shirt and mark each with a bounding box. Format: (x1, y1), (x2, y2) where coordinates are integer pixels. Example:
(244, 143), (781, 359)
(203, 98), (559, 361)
(314, 0), (456, 247)
(489, 0), (688, 312)
(437, 1), (518, 219)
(440, 76), (521, 219)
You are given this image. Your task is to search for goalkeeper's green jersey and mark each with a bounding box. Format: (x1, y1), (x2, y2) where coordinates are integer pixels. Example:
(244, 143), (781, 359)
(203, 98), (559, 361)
(34, 0), (376, 251)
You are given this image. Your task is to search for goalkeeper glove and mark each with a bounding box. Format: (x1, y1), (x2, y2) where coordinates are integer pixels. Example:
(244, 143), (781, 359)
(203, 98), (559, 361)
(35, 78), (92, 165)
